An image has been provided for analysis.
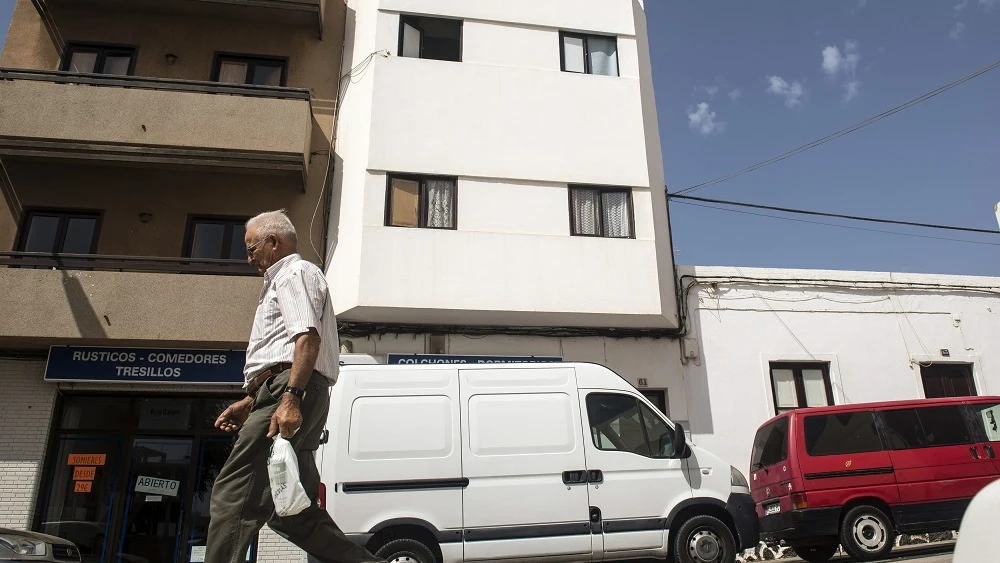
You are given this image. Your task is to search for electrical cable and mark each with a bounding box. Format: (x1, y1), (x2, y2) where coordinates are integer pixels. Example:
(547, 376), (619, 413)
(673, 58), (1000, 195)
(672, 199), (1000, 247)
(308, 50), (390, 265)
(670, 194), (1000, 235)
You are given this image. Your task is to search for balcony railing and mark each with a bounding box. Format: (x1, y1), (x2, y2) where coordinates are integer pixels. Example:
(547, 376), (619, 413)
(0, 252), (258, 276)
(0, 69), (313, 184)
(0, 68), (312, 100)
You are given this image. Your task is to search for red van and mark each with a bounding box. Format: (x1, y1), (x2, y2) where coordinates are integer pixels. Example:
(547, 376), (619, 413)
(750, 396), (1000, 562)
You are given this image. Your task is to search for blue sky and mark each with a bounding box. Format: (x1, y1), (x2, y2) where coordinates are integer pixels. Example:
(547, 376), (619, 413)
(647, 1), (1000, 276)
(1, 1), (998, 275)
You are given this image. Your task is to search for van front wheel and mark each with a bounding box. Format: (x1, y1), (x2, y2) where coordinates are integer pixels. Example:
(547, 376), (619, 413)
(374, 538), (438, 563)
(673, 515), (736, 563)
(839, 505), (895, 561)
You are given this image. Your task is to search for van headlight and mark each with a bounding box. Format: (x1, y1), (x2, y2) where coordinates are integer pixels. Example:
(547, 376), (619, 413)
(0, 536), (46, 556)
(730, 466), (749, 489)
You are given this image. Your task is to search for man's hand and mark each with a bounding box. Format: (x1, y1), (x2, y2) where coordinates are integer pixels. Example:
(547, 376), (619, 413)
(215, 396), (253, 433)
(268, 394), (303, 439)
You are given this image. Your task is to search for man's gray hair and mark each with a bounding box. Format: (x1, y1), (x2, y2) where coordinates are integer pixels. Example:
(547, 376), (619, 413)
(247, 209), (297, 243)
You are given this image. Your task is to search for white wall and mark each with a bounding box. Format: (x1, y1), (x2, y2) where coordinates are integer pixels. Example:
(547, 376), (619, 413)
(678, 265), (1000, 472)
(331, 0), (677, 329)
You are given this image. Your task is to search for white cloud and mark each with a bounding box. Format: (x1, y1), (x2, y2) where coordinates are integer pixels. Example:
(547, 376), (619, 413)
(955, 0), (970, 12)
(950, 21), (966, 39)
(843, 80), (862, 103)
(728, 88), (742, 102)
(981, 0), (999, 8)
(821, 41), (862, 103)
(687, 103), (726, 135)
(765, 76), (806, 108)
(705, 86), (719, 97)
(821, 46), (842, 76)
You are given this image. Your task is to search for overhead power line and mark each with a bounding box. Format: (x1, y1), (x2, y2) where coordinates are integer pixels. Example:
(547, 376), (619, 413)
(673, 58), (1000, 196)
(669, 194), (1000, 235)
(671, 200), (1000, 247)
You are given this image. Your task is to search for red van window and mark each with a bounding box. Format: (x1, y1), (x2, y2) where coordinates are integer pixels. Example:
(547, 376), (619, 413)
(804, 412), (883, 456)
(751, 417), (788, 470)
(882, 406), (972, 450)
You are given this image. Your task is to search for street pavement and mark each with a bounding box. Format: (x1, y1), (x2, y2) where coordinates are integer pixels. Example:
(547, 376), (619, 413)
(786, 542), (954, 563)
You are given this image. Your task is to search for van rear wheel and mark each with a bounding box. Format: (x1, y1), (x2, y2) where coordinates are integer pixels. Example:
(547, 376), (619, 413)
(839, 505), (895, 561)
(673, 515), (736, 563)
(375, 538), (438, 563)
(789, 542), (838, 562)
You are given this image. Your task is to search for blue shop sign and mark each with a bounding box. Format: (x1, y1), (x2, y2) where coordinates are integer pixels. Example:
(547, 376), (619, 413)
(45, 346), (246, 385)
(386, 354), (562, 365)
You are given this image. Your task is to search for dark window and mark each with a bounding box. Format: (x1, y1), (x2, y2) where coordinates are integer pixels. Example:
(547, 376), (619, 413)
(751, 416), (789, 470)
(586, 393), (676, 458)
(881, 406), (973, 450)
(560, 32), (619, 76)
(61, 43), (136, 75)
(213, 54), (287, 86)
(641, 390), (668, 416)
(184, 217), (248, 260)
(921, 363), (977, 398)
(769, 362), (834, 415)
(804, 412), (883, 457)
(569, 186), (633, 238)
(17, 209), (100, 254)
(399, 15), (462, 62)
(969, 402), (1000, 442)
(386, 174), (457, 229)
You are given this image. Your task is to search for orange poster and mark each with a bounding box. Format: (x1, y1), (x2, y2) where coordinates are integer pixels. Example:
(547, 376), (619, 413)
(68, 454), (106, 466)
(74, 481), (92, 493)
(73, 466), (96, 481)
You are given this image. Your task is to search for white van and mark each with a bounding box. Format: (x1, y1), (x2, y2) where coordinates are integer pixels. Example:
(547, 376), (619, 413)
(313, 362), (757, 563)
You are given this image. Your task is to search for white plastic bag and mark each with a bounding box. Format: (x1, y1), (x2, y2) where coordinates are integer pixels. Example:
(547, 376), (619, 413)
(267, 436), (312, 517)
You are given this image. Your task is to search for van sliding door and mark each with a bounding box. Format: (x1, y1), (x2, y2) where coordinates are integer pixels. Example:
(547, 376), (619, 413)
(460, 367), (594, 561)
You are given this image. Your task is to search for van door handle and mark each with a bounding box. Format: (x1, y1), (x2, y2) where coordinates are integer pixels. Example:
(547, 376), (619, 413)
(986, 445), (996, 459)
(562, 470), (587, 484)
(970, 446), (980, 459)
(588, 470), (604, 484)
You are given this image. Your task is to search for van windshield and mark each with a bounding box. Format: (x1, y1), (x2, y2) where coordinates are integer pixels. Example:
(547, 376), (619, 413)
(751, 416), (788, 471)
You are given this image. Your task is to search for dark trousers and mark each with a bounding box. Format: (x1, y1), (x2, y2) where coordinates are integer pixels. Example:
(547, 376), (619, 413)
(205, 369), (383, 563)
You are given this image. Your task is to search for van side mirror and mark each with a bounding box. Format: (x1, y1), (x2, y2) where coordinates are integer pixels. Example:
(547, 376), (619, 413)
(673, 423), (691, 459)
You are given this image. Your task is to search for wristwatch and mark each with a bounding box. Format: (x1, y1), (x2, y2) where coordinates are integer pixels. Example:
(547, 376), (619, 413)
(283, 386), (307, 399)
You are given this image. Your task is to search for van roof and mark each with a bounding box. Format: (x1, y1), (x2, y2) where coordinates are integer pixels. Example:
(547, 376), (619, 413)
(756, 395), (1000, 429)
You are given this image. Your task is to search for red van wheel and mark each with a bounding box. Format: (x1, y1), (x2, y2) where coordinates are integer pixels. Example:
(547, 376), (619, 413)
(839, 505), (895, 561)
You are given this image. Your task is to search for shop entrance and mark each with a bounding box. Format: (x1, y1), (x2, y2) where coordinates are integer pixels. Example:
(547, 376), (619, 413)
(36, 395), (257, 563)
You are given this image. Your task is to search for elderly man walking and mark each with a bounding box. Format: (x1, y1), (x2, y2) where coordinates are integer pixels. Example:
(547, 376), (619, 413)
(205, 210), (382, 563)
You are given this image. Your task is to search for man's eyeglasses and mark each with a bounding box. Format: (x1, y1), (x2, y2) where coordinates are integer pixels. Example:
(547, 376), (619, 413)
(246, 240), (263, 258)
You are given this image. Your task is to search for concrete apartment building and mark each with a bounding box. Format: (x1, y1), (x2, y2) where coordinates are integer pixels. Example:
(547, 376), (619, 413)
(0, 0), (344, 561)
(327, 0), (683, 416)
(0, 1), (681, 562)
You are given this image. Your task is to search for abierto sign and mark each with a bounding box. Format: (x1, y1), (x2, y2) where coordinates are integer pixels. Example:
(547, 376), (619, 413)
(135, 476), (180, 497)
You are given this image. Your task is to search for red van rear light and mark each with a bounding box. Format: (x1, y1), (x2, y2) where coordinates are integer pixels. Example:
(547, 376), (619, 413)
(791, 492), (808, 510)
(318, 482), (326, 510)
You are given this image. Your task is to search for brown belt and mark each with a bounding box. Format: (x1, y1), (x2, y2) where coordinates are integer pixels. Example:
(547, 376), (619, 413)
(246, 362), (293, 397)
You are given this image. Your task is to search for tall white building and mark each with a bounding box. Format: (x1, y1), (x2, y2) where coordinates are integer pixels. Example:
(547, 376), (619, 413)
(328, 1), (686, 419)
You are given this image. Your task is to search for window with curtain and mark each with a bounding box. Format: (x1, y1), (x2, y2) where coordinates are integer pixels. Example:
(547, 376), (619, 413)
(212, 54), (287, 86)
(560, 32), (619, 76)
(769, 362), (834, 415)
(569, 186), (633, 238)
(61, 44), (135, 75)
(386, 175), (456, 229)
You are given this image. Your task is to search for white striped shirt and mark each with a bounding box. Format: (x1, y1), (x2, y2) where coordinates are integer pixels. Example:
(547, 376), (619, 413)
(244, 253), (338, 386)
